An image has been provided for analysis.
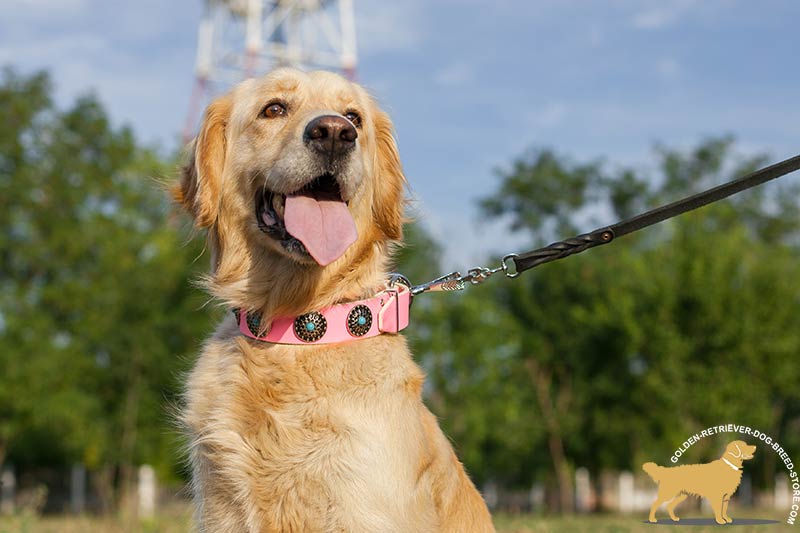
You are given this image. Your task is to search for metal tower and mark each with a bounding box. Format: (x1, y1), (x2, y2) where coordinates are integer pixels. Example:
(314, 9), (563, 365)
(184, 0), (358, 138)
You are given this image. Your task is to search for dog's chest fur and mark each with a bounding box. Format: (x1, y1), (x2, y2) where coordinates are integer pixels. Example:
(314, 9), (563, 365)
(183, 322), (440, 532)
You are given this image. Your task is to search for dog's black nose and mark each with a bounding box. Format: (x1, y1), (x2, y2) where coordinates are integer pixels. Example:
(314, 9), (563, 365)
(303, 115), (357, 156)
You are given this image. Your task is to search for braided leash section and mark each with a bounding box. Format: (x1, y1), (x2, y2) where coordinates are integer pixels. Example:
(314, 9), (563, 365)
(513, 229), (614, 273)
(436, 280), (466, 291)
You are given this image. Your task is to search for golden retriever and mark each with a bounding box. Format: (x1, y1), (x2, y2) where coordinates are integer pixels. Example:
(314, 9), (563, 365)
(643, 440), (756, 524)
(174, 68), (494, 532)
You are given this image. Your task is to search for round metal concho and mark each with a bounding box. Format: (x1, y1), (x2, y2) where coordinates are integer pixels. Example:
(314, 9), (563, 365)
(346, 305), (373, 337)
(293, 311), (327, 342)
(245, 312), (262, 337)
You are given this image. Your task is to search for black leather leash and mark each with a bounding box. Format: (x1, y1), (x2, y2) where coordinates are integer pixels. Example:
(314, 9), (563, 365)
(512, 154), (800, 274)
(406, 154), (800, 295)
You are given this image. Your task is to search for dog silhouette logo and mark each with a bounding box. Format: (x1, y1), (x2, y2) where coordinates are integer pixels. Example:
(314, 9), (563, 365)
(642, 440), (756, 524)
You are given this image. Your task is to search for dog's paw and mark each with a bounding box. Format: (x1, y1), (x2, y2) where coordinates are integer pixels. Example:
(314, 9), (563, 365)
(715, 517), (727, 525)
(648, 517), (658, 523)
(669, 516), (680, 522)
(725, 517), (733, 523)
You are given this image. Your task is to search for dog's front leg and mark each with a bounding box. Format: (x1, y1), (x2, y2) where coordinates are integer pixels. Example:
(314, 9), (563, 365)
(190, 447), (251, 533)
(421, 413), (495, 533)
(721, 494), (733, 523)
(710, 496), (727, 525)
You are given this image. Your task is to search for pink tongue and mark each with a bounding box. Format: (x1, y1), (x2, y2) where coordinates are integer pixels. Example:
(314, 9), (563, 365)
(284, 194), (358, 266)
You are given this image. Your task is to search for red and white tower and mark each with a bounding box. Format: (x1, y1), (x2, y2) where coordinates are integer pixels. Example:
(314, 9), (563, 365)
(184, 0), (358, 139)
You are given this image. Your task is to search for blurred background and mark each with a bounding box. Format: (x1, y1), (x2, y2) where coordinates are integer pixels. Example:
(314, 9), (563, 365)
(1, 0), (799, 530)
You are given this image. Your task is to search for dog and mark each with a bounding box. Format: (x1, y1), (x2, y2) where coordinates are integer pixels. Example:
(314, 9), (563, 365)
(174, 68), (494, 532)
(643, 440), (756, 524)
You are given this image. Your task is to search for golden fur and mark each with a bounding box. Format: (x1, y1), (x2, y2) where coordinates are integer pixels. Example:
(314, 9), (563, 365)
(175, 69), (494, 532)
(643, 440), (756, 524)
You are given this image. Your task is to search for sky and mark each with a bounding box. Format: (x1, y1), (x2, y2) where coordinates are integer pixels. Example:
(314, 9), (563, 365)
(2, 0), (798, 273)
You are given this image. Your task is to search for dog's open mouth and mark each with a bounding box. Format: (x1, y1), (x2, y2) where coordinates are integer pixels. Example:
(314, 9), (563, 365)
(256, 173), (358, 266)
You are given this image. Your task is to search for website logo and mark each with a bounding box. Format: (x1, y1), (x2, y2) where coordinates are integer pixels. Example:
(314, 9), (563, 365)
(643, 440), (755, 524)
(642, 424), (798, 526)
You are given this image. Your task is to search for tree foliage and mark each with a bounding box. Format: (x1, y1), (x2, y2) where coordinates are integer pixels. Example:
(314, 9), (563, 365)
(0, 68), (214, 490)
(404, 137), (800, 508)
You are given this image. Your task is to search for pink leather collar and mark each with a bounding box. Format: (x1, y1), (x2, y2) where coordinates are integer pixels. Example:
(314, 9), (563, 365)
(236, 284), (411, 345)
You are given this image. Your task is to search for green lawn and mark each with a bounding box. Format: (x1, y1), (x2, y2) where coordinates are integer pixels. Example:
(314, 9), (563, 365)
(0, 510), (794, 532)
(493, 512), (793, 532)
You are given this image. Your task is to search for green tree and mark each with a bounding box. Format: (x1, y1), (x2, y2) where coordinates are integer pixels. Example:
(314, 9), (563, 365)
(410, 138), (800, 510)
(0, 68), (214, 506)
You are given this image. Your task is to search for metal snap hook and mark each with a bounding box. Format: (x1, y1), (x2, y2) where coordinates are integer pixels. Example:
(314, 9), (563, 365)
(501, 253), (520, 278)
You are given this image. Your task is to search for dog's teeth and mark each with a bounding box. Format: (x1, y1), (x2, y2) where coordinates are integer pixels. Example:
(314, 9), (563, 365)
(274, 195), (285, 217)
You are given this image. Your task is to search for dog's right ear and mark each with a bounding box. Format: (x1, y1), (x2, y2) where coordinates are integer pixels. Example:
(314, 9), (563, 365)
(173, 95), (233, 228)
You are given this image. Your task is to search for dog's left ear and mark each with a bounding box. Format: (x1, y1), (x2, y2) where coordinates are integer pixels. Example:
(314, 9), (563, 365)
(173, 95), (233, 228)
(372, 109), (407, 240)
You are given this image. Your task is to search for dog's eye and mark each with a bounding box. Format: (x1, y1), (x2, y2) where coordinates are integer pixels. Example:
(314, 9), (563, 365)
(344, 111), (362, 128)
(261, 102), (287, 119)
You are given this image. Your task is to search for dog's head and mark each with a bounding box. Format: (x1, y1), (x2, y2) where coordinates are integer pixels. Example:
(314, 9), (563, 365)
(724, 440), (756, 464)
(174, 69), (406, 317)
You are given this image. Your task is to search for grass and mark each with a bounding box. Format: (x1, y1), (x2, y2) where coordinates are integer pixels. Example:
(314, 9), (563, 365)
(493, 511), (794, 532)
(0, 506), (190, 533)
(0, 509), (794, 532)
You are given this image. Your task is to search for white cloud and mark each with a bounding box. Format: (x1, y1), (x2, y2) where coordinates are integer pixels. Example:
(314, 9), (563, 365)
(656, 57), (682, 80)
(528, 102), (568, 128)
(631, 0), (696, 30)
(0, 0), (89, 15)
(631, 9), (673, 30)
(409, 196), (533, 271)
(355, 0), (425, 55)
(433, 62), (474, 87)
(587, 26), (605, 48)
(0, 33), (107, 65)
(0, 0), (200, 147)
